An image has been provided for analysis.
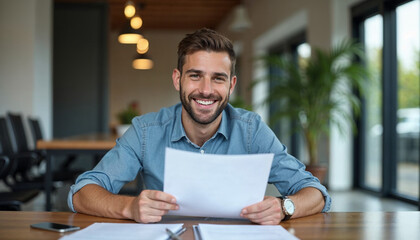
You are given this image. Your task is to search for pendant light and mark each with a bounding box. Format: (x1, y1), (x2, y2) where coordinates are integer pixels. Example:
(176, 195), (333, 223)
(132, 54), (153, 70)
(124, 1), (136, 18)
(229, 4), (252, 32)
(130, 14), (143, 29)
(136, 38), (149, 54)
(118, 21), (143, 44)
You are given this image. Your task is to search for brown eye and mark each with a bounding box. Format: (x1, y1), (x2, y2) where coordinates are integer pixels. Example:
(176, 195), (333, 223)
(189, 74), (199, 80)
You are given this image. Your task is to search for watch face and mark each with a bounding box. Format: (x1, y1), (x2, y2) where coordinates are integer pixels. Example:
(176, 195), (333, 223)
(284, 199), (295, 215)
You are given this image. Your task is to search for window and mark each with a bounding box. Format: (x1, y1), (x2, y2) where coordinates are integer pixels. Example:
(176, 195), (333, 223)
(353, 0), (419, 206)
(268, 32), (309, 161)
(363, 14), (383, 191)
(395, 1), (419, 199)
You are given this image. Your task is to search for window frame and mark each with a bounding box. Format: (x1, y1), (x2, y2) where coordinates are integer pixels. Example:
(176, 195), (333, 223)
(352, 0), (419, 208)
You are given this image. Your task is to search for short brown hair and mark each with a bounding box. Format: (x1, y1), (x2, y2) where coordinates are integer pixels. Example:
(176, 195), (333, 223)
(177, 28), (236, 78)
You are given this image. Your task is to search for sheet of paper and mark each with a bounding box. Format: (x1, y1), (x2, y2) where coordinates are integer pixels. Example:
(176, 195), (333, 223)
(59, 223), (184, 240)
(164, 148), (274, 219)
(196, 224), (300, 240)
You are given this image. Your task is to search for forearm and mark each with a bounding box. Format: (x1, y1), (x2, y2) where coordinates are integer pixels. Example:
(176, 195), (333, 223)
(288, 187), (325, 219)
(73, 184), (135, 220)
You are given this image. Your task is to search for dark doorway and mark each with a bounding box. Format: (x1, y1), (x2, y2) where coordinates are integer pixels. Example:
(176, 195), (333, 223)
(53, 3), (108, 138)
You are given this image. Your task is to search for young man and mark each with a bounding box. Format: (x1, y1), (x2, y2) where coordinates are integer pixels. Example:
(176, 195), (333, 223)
(68, 28), (331, 225)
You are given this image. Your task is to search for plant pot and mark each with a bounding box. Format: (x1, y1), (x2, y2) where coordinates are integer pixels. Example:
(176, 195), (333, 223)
(116, 124), (131, 136)
(305, 165), (328, 185)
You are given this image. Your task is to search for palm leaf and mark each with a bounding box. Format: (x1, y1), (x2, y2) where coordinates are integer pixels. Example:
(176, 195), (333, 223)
(257, 39), (370, 165)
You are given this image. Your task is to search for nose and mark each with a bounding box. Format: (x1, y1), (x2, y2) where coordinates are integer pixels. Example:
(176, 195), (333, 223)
(198, 76), (213, 96)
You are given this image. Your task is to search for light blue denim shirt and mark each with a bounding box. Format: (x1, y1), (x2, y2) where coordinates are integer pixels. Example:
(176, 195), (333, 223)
(68, 103), (331, 212)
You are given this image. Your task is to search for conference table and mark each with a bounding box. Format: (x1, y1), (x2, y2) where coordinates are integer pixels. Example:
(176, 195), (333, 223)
(36, 133), (117, 211)
(0, 211), (419, 239)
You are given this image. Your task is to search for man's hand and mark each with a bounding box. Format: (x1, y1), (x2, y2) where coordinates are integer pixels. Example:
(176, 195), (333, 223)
(240, 196), (283, 225)
(129, 190), (179, 223)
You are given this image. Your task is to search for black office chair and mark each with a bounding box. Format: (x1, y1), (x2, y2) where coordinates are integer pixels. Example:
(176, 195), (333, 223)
(0, 117), (18, 178)
(28, 117), (78, 172)
(0, 155), (40, 211)
(0, 117), (40, 211)
(5, 113), (42, 182)
(28, 116), (82, 180)
(28, 117), (43, 147)
(0, 115), (45, 190)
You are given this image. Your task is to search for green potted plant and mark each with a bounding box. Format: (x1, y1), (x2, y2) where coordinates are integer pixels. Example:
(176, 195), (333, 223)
(259, 40), (369, 183)
(116, 101), (140, 136)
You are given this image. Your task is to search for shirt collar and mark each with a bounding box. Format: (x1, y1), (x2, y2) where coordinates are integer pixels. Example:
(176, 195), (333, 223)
(171, 103), (230, 143)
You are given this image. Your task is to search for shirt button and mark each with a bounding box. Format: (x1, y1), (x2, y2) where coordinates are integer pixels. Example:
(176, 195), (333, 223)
(200, 149), (204, 154)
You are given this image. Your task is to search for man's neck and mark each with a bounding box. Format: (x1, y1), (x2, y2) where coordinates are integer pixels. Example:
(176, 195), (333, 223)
(181, 109), (222, 147)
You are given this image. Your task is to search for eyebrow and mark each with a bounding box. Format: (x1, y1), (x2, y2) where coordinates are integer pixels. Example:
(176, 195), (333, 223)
(185, 69), (203, 75)
(213, 72), (229, 79)
(185, 69), (229, 79)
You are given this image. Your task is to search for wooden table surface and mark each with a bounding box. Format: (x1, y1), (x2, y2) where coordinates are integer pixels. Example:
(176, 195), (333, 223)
(37, 133), (117, 150)
(1, 211), (419, 239)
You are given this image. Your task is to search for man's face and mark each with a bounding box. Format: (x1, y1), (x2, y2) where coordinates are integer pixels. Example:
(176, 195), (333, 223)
(173, 50), (236, 125)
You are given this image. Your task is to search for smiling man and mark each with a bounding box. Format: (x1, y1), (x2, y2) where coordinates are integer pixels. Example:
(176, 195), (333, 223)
(68, 28), (331, 225)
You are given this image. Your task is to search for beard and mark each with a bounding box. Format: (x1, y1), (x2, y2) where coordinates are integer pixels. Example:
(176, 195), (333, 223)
(179, 83), (230, 125)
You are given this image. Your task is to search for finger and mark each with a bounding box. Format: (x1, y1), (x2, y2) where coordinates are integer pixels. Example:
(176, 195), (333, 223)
(146, 190), (177, 203)
(148, 199), (179, 211)
(259, 219), (281, 225)
(246, 211), (281, 223)
(136, 214), (163, 224)
(241, 201), (271, 216)
(241, 197), (282, 222)
(242, 206), (279, 221)
(140, 206), (169, 217)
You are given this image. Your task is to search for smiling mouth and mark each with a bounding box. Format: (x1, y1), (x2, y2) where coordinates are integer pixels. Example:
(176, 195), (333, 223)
(195, 99), (215, 106)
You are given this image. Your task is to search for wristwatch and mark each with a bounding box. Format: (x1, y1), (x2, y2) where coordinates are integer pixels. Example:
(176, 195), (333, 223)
(279, 196), (295, 221)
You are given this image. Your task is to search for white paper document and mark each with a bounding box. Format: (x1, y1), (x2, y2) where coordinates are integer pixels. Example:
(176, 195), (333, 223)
(195, 224), (300, 240)
(164, 148), (274, 219)
(59, 222), (184, 240)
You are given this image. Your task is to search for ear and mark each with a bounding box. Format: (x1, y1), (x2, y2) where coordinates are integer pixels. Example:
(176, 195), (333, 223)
(172, 69), (181, 91)
(229, 75), (237, 95)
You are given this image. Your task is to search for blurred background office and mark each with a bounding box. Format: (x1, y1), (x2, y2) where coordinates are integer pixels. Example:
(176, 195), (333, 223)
(0, 0), (418, 211)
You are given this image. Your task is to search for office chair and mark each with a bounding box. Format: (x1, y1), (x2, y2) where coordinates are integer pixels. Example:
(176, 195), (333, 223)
(5, 113), (41, 182)
(28, 117), (79, 172)
(0, 117), (40, 210)
(0, 155), (39, 211)
(0, 115), (45, 190)
(27, 117), (82, 182)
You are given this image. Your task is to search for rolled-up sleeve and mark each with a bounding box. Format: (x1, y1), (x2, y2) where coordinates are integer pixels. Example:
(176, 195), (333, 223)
(252, 118), (331, 212)
(269, 149), (331, 212)
(67, 126), (143, 212)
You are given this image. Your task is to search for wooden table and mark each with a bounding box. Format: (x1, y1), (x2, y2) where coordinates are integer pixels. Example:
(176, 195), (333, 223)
(37, 133), (117, 150)
(36, 133), (117, 211)
(0, 211), (419, 239)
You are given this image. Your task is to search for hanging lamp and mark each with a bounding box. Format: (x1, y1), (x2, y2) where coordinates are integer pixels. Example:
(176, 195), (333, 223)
(229, 4), (252, 32)
(132, 54), (153, 70)
(118, 21), (143, 44)
(124, 1), (136, 18)
(136, 38), (149, 54)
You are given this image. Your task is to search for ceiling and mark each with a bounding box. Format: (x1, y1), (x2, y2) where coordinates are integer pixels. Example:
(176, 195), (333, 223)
(56, 0), (241, 31)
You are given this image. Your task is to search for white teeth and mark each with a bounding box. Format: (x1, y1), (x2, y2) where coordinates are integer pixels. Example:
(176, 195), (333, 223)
(196, 99), (214, 105)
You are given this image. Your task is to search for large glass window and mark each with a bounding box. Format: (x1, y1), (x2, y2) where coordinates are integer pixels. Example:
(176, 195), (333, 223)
(363, 15), (383, 190)
(396, 0), (419, 199)
(353, 0), (419, 206)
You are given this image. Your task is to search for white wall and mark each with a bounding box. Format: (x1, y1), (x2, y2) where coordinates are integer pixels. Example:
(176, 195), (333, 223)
(0, 0), (52, 140)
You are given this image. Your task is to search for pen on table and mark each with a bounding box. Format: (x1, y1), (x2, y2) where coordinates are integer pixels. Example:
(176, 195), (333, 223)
(166, 227), (186, 240)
